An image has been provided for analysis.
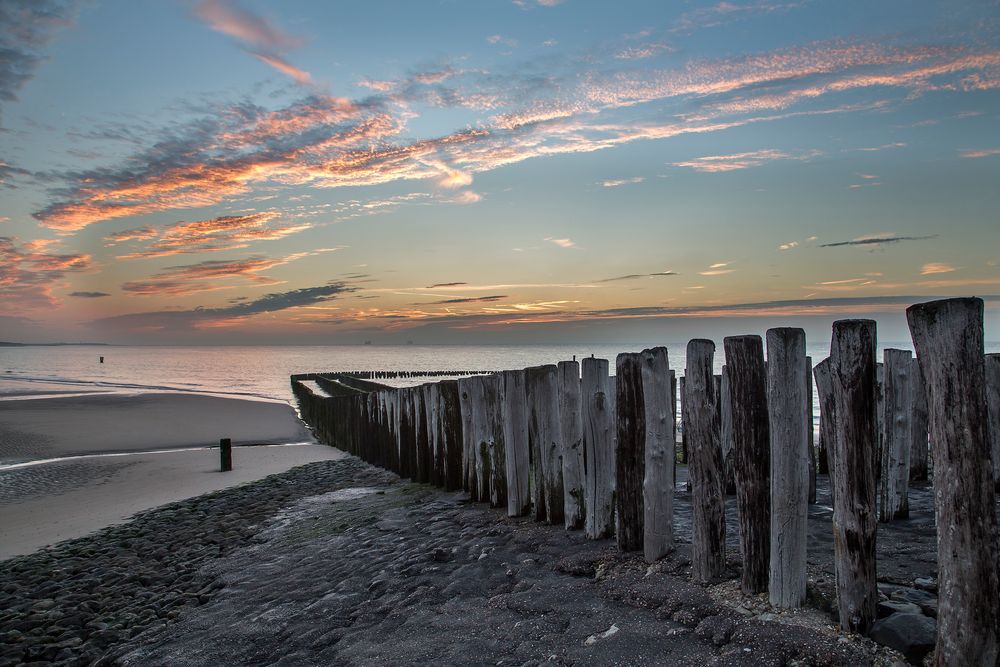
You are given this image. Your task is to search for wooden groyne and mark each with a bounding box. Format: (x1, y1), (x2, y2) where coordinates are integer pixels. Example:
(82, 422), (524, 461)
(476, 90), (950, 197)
(291, 298), (999, 665)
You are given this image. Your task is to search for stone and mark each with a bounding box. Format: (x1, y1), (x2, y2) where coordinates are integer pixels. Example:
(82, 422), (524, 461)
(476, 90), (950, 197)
(877, 600), (922, 618)
(869, 613), (936, 664)
(912, 577), (936, 592)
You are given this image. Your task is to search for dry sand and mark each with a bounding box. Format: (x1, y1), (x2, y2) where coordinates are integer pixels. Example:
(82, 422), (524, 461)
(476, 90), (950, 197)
(0, 391), (344, 558)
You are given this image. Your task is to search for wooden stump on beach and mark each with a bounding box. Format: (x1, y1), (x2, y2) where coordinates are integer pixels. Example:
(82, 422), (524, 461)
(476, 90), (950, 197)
(909, 357), (929, 482)
(806, 356), (816, 504)
(880, 348), (912, 521)
(985, 353), (1000, 492)
(558, 360), (585, 529)
(685, 339), (725, 583)
(220, 437), (232, 472)
(526, 365), (564, 524)
(723, 335), (770, 595)
(484, 374), (507, 508)
(501, 369), (531, 517)
(829, 319), (878, 634)
(616, 353), (645, 552)
(642, 346), (674, 562)
(582, 357), (614, 539)
(908, 298), (1000, 666)
(814, 358), (835, 502)
(766, 328), (809, 609)
(438, 380), (464, 492)
(457, 377), (477, 497)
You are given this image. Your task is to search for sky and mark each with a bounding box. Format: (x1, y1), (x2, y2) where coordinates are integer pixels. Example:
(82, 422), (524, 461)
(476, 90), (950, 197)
(0, 0), (998, 345)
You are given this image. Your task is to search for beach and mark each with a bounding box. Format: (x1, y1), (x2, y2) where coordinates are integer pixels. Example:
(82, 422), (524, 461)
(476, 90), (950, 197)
(0, 390), (342, 558)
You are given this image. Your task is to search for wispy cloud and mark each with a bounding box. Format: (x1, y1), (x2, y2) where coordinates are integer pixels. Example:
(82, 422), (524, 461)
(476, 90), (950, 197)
(425, 281), (468, 289)
(68, 291), (110, 298)
(673, 149), (819, 172)
(920, 262), (956, 275)
(0, 236), (92, 311)
(195, 0), (311, 84)
(672, 1), (805, 34)
(0, 0), (81, 125)
(959, 148), (1000, 158)
(778, 240), (799, 250)
(601, 176), (645, 187)
(616, 43), (673, 60)
(596, 271), (678, 282)
(545, 237), (576, 248)
(820, 233), (938, 248)
(429, 295), (507, 304)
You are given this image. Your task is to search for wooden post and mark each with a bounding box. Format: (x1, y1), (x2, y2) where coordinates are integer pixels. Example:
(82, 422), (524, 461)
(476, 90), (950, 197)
(908, 298), (1000, 665)
(814, 358), (836, 502)
(880, 348), (913, 521)
(457, 377), (477, 497)
(679, 375), (688, 464)
(909, 357), (929, 482)
(616, 353), (645, 552)
(558, 361), (585, 529)
(723, 335), (770, 594)
(766, 328), (809, 608)
(671, 370), (677, 488)
(501, 370), (531, 517)
(425, 383), (442, 487)
(582, 357), (614, 539)
(220, 437), (232, 472)
(642, 346), (673, 562)
(484, 374), (506, 509)
(438, 380), (464, 491)
(720, 365), (735, 495)
(829, 319), (878, 634)
(875, 362), (884, 482)
(806, 356), (816, 504)
(526, 365), (564, 524)
(685, 339), (725, 583)
(470, 375), (492, 503)
(984, 353), (999, 491)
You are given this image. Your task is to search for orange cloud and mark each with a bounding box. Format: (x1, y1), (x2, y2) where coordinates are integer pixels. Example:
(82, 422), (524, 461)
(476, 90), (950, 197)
(0, 236), (93, 311)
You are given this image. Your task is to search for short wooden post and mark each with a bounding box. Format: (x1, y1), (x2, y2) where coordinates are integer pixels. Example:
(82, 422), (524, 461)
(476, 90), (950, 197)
(723, 335), (770, 594)
(558, 361), (585, 529)
(616, 353), (645, 551)
(582, 357), (614, 539)
(501, 370), (531, 516)
(829, 319), (878, 634)
(685, 339), (725, 583)
(880, 348), (912, 521)
(526, 364), (564, 524)
(220, 437), (232, 472)
(806, 356), (816, 504)
(642, 346), (673, 562)
(908, 298), (1000, 665)
(766, 328), (809, 608)
(909, 358), (929, 481)
(984, 353), (1000, 491)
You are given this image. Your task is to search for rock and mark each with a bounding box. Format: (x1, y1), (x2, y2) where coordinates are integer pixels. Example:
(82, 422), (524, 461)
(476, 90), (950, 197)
(889, 587), (934, 607)
(913, 577), (937, 593)
(869, 613), (936, 664)
(917, 597), (937, 618)
(584, 624), (619, 646)
(877, 600), (922, 618)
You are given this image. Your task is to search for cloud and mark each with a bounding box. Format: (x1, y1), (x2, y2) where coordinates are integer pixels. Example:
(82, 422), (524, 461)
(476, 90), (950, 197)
(194, 0), (311, 84)
(0, 236), (92, 311)
(91, 282), (356, 331)
(672, 1), (804, 34)
(596, 271), (678, 282)
(121, 249), (339, 297)
(451, 190), (482, 204)
(545, 237), (575, 248)
(819, 234), (938, 248)
(616, 43), (673, 60)
(0, 160), (31, 188)
(920, 262), (956, 275)
(601, 176), (645, 187)
(487, 35), (518, 48)
(673, 149), (819, 172)
(107, 212), (313, 259)
(429, 295), (507, 304)
(778, 240), (799, 250)
(426, 282), (468, 288)
(0, 0), (81, 124)
(959, 148), (1000, 159)
(68, 291), (110, 298)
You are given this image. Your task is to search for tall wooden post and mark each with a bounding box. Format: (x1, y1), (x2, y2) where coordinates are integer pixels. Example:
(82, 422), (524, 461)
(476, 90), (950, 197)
(814, 358), (835, 501)
(806, 356), (816, 504)
(558, 360), (585, 529)
(679, 375), (688, 465)
(909, 358), (929, 482)
(501, 369), (531, 516)
(526, 364), (564, 524)
(908, 298), (1000, 666)
(438, 380), (464, 491)
(685, 339), (725, 583)
(457, 377), (477, 497)
(766, 328), (809, 609)
(880, 348), (913, 521)
(723, 335), (770, 594)
(985, 353), (1000, 492)
(642, 347), (673, 562)
(484, 374), (506, 508)
(720, 365), (735, 495)
(616, 353), (645, 552)
(671, 371), (677, 487)
(582, 357), (614, 539)
(829, 319), (878, 634)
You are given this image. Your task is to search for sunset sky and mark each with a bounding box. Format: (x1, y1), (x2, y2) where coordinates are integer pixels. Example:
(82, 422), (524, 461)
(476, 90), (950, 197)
(1, 0), (998, 344)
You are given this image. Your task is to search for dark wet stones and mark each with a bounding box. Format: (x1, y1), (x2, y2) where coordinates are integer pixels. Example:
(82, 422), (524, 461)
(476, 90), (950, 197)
(869, 613), (936, 664)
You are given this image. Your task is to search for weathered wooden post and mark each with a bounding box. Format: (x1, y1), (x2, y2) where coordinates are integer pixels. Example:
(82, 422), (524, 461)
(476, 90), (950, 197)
(909, 358), (929, 482)
(484, 374), (506, 509)
(457, 377), (477, 497)
(806, 356), (816, 504)
(908, 298), (1000, 665)
(880, 348), (912, 521)
(985, 353), (1000, 492)
(616, 353), (645, 551)
(526, 364), (564, 524)
(829, 319), (878, 634)
(720, 366), (735, 495)
(685, 339), (725, 583)
(558, 360), (585, 529)
(642, 346), (673, 562)
(723, 335), (770, 594)
(501, 369), (531, 517)
(679, 375), (688, 465)
(425, 383), (442, 486)
(766, 328), (809, 608)
(814, 358), (835, 502)
(671, 370), (677, 486)
(582, 357), (614, 539)
(438, 380), (464, 491)
(220, 437), (232, 472)
(875, 362), (884, 481)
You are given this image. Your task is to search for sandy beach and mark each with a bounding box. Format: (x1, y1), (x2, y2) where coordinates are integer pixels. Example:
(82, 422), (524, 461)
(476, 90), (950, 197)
(0, 391), (343, 558)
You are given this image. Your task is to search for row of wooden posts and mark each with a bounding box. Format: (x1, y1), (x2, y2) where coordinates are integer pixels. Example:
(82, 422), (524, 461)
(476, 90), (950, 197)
(292, 298), (1000, 666)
